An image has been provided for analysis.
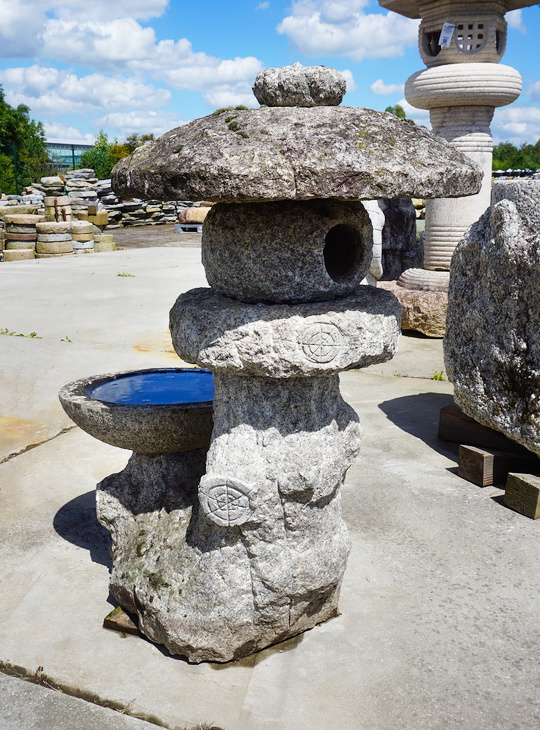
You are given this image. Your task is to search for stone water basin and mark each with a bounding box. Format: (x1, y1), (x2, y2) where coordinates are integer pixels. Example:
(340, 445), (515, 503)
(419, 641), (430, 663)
(59, 368), (214, 453)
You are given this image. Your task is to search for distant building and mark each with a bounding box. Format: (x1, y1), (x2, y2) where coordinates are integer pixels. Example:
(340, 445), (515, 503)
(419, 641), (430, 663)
(45, 141), (93, 170)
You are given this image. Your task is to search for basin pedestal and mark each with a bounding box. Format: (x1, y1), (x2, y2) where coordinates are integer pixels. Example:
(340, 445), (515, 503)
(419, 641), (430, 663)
(96, 374), (362, 662)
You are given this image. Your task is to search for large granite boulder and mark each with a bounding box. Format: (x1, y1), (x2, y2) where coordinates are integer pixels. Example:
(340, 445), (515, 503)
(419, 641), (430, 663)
(112, 106), (481, 204)
(445, 180), (540, 456)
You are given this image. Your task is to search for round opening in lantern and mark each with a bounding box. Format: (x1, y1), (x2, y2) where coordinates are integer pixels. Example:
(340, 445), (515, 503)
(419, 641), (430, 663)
(323, 224), (363, 283)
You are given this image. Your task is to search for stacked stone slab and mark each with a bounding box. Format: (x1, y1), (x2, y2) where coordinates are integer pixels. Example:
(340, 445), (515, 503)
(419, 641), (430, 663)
(176, 205), (212, 233)
(94, 233), (115, 252)
(65, 169), (98, 211)
(71, 220), (94, 254)
(0, 193), (44, 210)
(32, 176), (64, 197)
(109, 64), (480, 662)
(96, 180), (194, 228)
(35, 221), (73, 258)
(76, 206), (108, 229)
(44, 195), (72, 222)
(2, 213), (44, 261)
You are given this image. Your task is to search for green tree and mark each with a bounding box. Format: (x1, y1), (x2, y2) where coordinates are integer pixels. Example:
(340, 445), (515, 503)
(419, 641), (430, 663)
(0, 84), (48, 194)
(385, 104), (415, 125)
(385, 104), (407, 119)
(78, 130), (118, 179)
(492, 140), (540, 170)
(124, 132), (155, 152)
(79, 130), (156, 178)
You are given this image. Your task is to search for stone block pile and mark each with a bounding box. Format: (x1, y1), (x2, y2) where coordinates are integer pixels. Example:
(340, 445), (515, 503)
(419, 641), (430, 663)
(32, 176), (64, 197)
(71, 220), (94, 254)
(94, 233), (115, 252)
(96, 179), (193, 228)
(176, 205), (212, 232)
(65, 169), (98, 211)
(44, 195), (71, 222)
(77, 206), (108, 229)
(0, 191), (44, 208)
(2, 213), (44, 261)
(35, 221), (73, 258)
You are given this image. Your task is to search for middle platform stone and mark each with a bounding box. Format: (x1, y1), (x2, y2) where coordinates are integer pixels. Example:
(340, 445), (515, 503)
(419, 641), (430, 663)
(170, 286), (401, 378)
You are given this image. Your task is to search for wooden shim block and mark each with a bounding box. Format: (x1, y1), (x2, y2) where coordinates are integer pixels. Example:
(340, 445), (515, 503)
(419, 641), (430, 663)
(458, 445), (538, 487)
(504, 473), (540, 519)
(438, 404), (531, 456)
(103, 605), (140, 636)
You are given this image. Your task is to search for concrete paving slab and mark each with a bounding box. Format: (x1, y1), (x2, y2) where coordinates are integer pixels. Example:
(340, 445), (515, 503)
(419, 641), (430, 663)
(1, 371), (539, 729)
(1, 247), (538, 729)
(0, 672), (157, 730)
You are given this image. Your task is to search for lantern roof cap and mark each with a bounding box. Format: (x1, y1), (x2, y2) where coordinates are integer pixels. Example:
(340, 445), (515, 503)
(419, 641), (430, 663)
(378, 0), (536, 20)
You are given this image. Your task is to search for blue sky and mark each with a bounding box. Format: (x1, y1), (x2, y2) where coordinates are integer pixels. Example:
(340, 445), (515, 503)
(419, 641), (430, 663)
(0, 0), (539, 146)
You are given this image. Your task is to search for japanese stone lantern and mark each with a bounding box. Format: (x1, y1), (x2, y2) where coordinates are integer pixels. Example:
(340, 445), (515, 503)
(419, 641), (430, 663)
(379, 0), (535, 335)
(109, 64), (480, 663)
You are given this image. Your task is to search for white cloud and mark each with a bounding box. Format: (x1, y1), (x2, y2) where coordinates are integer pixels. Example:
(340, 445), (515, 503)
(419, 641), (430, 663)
(0, 66), (170, 116)
(370, 78), (405, 95)
(0, 0), (169, 58)
(257, 1), (271, 9)
(41, 18), (158, 70)
(38, 15), (264, 105)
(0, 2), (262, 108)
(203, 85), (260, 109)
(526, 81), (540, 103)
(493, 105), (540, 145)
(52, 0), (169, 21)
(97, 110), (186, 138)
(340, 69), (357, 93)
(44, 121), (95, 144)
(155, 51), (263, 91)
(0, 0), (46, 57)
(506, 9), (526, 33)
(277, 0), (418, 61)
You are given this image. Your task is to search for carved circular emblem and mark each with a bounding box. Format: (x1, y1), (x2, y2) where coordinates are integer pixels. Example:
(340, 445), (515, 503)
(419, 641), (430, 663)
(199, 475), (254, 527)
(300, 322), (342, 363)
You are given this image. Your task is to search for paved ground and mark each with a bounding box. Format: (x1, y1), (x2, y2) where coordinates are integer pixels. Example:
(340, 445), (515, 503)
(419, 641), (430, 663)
(112, 223), (201, 249)
(1, 239), (539, 729)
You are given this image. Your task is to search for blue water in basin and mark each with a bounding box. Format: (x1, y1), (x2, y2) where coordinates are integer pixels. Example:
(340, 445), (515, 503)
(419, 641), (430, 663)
(86, 369), (214, 406)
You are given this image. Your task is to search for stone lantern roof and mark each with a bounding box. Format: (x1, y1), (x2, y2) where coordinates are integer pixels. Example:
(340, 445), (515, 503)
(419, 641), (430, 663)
(112, 105), (481, 204)
(379, 0), (536, 19)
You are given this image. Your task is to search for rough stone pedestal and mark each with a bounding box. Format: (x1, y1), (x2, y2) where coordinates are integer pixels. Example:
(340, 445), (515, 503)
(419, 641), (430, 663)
(96, 375), (362, 663)
(378, 280), (447, 338)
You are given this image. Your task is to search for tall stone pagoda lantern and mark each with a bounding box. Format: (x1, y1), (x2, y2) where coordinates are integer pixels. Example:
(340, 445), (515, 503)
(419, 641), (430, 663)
(378, 0), (535, 333)
(93, 65), (480, 663)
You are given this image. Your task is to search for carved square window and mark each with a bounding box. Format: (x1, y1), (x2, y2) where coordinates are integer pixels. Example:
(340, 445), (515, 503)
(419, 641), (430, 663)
(455, 22), (487, 53)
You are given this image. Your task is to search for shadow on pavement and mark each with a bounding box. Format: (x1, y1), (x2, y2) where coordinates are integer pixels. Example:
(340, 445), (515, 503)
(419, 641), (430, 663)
(378, 391), (459, 459)
(54, 491), (112, 569)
